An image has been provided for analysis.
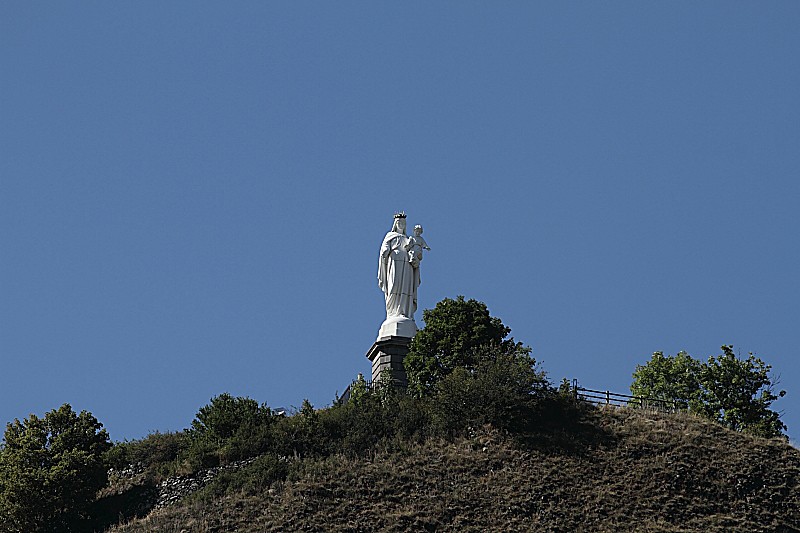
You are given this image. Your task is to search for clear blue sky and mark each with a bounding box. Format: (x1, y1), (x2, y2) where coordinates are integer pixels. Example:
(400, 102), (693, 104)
(2, 3), (798, 443)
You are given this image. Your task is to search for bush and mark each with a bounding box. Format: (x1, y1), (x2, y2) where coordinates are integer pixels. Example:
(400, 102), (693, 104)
(189, 454), (289, 502)
(106, 431), (190, 477)
(328, 394), (399, 455)
(430, 345), (550, 436)
(187, 393), (274, 468)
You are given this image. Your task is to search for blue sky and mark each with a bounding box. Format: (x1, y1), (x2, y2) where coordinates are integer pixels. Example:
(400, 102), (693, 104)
(2, 3), (798, 443)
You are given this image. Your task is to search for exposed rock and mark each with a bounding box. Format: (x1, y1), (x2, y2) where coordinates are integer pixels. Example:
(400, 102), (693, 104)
(153, 458), (257, 509)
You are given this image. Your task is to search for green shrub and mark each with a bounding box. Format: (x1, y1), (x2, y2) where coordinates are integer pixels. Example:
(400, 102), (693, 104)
(189, 454), (289, 502)
(187, 393), (274, 468)
(430, 345), (550, 436)
(330, 395), (394, 455)
(271, 400), (328, 459)
(106, 431), (190, 477)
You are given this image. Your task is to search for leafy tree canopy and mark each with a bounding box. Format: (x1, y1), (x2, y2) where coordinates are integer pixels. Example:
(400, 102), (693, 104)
(630, 351), (704, 410)
(430, 344), (550, 435)
(190, 393), (272, 444)
(0, 404), (112, 532)
(631, 346), (786, 439)
(188, 393), (274, 467)
(404, 296), (530, 396)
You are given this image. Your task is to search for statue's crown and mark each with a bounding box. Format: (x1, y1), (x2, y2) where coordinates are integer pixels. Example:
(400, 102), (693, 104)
(393, 211), (407, 219)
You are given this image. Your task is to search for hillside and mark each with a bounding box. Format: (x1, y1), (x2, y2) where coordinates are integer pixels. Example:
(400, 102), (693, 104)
(108, 406), (800, 532)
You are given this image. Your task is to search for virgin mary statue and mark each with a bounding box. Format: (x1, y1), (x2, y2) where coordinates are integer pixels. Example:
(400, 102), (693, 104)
(377, 212), (420, 339)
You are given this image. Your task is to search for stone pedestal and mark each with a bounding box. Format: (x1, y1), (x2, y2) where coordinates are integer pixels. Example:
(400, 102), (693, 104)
(366, 336), (412, 386)
(377, 315), (417, 340)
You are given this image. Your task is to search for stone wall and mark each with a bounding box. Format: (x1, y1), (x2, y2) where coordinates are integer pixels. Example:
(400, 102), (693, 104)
(108, 457), (258, 512)
(153, 457), (257, 509)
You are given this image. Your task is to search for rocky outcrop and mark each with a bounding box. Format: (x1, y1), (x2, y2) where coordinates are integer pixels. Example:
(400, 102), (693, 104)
(106, 457), (259, 515)
(154, 458), (257, 509)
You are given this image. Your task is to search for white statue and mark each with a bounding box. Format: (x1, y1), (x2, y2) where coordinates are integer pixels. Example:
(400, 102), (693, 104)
(405, 224), (430, 268)
(377, 212), (427, 339)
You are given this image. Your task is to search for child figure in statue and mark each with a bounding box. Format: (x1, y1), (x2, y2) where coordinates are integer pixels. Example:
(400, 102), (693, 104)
(406, 224), (431, 268)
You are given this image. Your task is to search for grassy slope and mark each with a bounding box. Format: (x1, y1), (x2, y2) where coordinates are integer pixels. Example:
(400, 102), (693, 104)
(110, 407), (800, 533)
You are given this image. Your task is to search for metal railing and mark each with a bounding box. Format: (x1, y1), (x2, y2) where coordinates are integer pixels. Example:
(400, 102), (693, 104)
(573, 381), (686, 413)
(339, 376), (684, 413)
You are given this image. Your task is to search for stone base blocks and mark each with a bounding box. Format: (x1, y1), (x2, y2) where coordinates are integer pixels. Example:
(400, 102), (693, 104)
(366, 336), (412, 387)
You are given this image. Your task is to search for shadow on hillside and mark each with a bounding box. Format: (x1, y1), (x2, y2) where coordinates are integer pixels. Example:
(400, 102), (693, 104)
(516, 398), (615, 455)
(88, 483), (158, 532)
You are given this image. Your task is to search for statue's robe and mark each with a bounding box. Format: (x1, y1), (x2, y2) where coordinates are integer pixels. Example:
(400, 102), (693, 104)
(378, 231), (419, 319)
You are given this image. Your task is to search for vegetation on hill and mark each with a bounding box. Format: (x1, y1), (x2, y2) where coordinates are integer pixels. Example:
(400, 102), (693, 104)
(631, 346), (786, 438)
(0, 296), (796, 532)
(88, 340), (576, 532)
(108, 407), (800, 533)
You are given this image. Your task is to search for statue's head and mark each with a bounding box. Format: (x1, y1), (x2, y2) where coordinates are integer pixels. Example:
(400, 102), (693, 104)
(392, 212), (407, 234)
(413, 225), (423, 236)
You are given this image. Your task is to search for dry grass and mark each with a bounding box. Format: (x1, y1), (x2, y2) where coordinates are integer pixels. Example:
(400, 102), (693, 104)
(108, 407), (800, 533)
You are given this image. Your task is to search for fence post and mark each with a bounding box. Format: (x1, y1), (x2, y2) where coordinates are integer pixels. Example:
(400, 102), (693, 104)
(606, 390), (610, 405)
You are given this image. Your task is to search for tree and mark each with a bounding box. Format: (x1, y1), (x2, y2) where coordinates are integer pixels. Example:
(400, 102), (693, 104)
(430, 344), (549, 435)
(697, 346), (786, 438)
(188, 393), (273, 466)
(191, 393), (271, 444)
(0, 404), (112, 532)
(631, 346), (786, 439)
(404, 296), (530, 396)
(630, 351), (704, 410)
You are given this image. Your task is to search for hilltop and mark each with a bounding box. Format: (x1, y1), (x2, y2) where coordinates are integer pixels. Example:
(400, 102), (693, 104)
(107, 406), (800, 532)
(2, 298), (794, 532)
